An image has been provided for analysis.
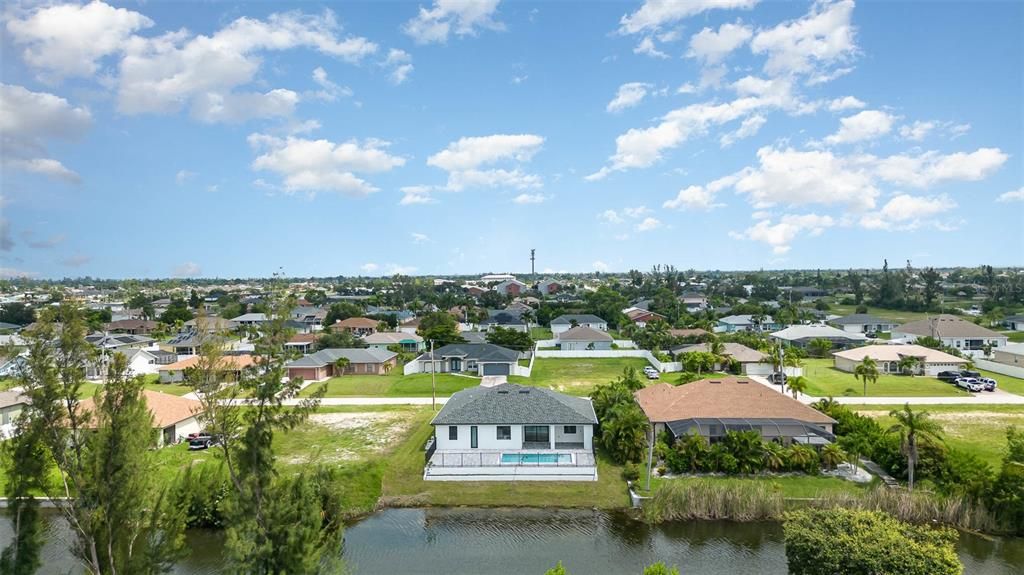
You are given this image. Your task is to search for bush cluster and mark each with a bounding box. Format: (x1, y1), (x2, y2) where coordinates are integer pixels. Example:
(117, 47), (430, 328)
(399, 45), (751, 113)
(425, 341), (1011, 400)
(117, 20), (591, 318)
(662, 430), (823, 476)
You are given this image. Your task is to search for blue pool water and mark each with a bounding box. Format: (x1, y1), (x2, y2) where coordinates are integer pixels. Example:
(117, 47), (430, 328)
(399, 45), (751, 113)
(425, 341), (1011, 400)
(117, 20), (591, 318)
(501, 453), (572, 464)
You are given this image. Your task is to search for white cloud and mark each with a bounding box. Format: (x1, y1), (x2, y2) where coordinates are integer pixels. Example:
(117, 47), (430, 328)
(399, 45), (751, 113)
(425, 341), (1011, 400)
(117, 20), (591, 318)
(399, 186), (436, 205)
(175, 170), (196, 185)
(23, 231), (66, 249)
(730, 213), (835, 254)
(623, 206), (652, 219)
(592, 260), (610, 272)
(599, 210), (624, 224)
(949, 123), (971, 139)
(633, 36), (668, 59)
(6, 0), (153, 80)
(384, 49), (414, 85)
(898, 120), (936, 142)
(872, 148), (1008, 188)
(607, 82), (652, 113)
(310, 67), (352, 101)
(734, 146), (879, 210)
(117, 10), (377, 119)
(360, 262), (379, 273)
(248, 134), (405, 197)
(750, 0), (857, 80)
(513, 193), (547, 204)
(403, 0), (503, 44)
(411, 232), (431, 244)
(687, 21), (752, 64)
(60, 254), (92, 267)
(828, 96), (866, 111)
(636, 217), (662, 232)
(191, 89), (300, 123)
(0, 83), (91, 183)
(663, 174), (737, 210)
(997, 187), (1024, 203)
(421, 134), (545, 193)
(859, 194), (956, 230)
(676, 83), (697, 94)
(619, 0), (759, 35)
(824, 110), (895, 145)
(173, 261), (202, 277)
(384, 263), (417, 275)
(719, 114), (766, 148)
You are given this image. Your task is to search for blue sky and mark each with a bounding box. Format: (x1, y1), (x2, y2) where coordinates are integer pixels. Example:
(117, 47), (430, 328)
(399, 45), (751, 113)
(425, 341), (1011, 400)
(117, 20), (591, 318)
(1, 0), (1021, 279)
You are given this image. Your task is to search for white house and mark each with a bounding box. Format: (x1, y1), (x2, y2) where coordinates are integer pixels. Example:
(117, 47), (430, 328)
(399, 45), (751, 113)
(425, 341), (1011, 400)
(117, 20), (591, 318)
(1003, 315), (1024, 332)
(78, 390), (203, 447)
(892, 315), (1008, 356)
(829, 314), (899, 334)
(557, 326), (613, 351)
(425, 383), (598, 481)
(549, 314), (608, 336)
(832, 344), (967, 376)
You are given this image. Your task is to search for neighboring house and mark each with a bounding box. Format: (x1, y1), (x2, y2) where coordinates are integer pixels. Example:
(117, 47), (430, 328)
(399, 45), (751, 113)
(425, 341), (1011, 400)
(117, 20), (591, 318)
(494, 279), (528, 297)
(992, 343), (1024, 367)
(331, 317), (381, 336)
(770, 324), (868, 351)
(363, 331), (426, 353)
(679, 293), (708, 312)
(399, 317), (421, 335)
(159, 354), (256, 383)
(416, 343), (519, 376)
(550, 314), (608, 336)
(425, 382), (598, 481)
(231, 313), (269, 326)
(291, 306), (327, 331)
(286, 333), (318, 354)
(1003, 315), (1024, 331)
(892, 314), (1008, 354)
(829, 314), (899, 334)
(119, 348), (161, 376)
(786, 286), (829, 301)
(634, 377), (836, 445)
(286, 348), (398, 381)
(832, 344), (967, 376)
(536, 280), (561, 296)
(668, 328), (709, 339)
(0, 322), (23, 332)
(78, 390), (203, 447)
(86, 333), (154, 350)
(557, 326), (613, 351)
(464, 285), (488, 297)
(623, 307), (666, 328)
(715, 315), (780, 333)
(183, 316), (239, 334)
(479, 310), (529, 333)
(104, 319), (159, 335)
(159, 333), (232, 357)
(0, 390), (29, 437)
(460, 331), (489, 344)
(670, 342), (769, 374)
(481, 273), (517, 282)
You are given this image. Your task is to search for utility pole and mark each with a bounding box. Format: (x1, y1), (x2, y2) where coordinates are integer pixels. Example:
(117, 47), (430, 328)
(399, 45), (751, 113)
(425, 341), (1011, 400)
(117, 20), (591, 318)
(530, 248), (536, 279)
(430, 339), (436, 411)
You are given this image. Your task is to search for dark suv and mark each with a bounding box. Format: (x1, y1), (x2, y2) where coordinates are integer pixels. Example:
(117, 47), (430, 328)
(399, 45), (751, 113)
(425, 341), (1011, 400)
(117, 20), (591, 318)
(937, 371), (961, 383)
(188, 434), (220, 450)
(768, 372), (787, 385)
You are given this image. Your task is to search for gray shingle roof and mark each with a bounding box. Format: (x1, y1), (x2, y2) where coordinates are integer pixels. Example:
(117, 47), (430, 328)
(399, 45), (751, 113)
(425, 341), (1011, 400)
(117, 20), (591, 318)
(896, 314), (1006, 339)
(550, 314), (607, 325)
(287, 348), (397, 368)
(431, 383), (597, 425)
(417, 343), (519, 363)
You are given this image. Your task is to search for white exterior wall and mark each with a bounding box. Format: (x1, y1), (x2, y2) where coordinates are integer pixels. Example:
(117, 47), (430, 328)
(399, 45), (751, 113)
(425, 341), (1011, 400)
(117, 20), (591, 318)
(434, 423), (594, 451)
(560, 340), (612, 351)
(159, 416), (202, 447)
(128, 355), (159, 376)
(551, 322), (608, 336)
(894, 332), (1007, 352)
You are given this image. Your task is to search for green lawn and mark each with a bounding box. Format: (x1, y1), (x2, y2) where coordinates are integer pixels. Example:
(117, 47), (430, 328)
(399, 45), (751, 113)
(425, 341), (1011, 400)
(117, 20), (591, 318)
(801, 358), (969, 398)
(509, 357), (652, 395)
(380, 412), (630, 510)
(854, 404), (1024, 468)
(638, 474), (870, 499)
(823, 304), (931, 324)
(978, 367), (1024, 396)
(299, 373), (482, 397)
(1004, 331), (1024, 343)
(530, 326), (553, 340)
(75, 378), (193, 398)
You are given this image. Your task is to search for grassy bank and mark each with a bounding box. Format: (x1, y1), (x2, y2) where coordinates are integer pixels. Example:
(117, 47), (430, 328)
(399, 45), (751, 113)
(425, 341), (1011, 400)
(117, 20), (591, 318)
(75, 376), (193, 398)
(509, 357), (652, 395)
(801, 358), (968, 397)
(638, 474), (870, 499)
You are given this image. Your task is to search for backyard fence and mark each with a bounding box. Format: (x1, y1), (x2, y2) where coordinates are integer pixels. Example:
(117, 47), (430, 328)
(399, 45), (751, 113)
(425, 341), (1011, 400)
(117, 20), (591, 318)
(975, 358), (1024, 380)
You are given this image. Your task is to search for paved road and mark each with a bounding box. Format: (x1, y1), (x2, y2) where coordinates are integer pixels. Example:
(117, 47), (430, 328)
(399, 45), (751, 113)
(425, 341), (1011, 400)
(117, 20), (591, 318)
(746, 375), (1024, 405)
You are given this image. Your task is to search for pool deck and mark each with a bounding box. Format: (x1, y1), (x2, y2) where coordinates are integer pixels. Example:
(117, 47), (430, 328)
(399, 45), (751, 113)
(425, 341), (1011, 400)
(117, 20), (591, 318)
(424, 449), (598, 481)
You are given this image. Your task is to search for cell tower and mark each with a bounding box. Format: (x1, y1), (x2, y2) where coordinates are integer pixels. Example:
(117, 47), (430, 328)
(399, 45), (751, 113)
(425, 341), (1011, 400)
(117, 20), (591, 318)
(530, 249), (536, 278)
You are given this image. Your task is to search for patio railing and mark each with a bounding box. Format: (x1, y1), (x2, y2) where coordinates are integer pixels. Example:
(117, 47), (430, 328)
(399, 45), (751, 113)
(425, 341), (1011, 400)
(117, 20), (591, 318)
(430, 451), (596, 468)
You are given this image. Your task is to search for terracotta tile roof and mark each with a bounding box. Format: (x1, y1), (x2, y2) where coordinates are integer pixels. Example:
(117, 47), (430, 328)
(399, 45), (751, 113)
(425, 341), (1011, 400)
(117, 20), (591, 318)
(832, 344), (967, 364)
(669, 328), (708, 338)
(634, 377), (834, 425)
(334, 317), (380, 328)
(160, 354), (256, 371)
(79, 390), (202, 427)
(288, 333), (318, 344)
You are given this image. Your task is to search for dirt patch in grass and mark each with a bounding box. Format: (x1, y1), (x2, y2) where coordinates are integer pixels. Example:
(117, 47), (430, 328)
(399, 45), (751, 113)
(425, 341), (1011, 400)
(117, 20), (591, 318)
(282, 412), (416, 465)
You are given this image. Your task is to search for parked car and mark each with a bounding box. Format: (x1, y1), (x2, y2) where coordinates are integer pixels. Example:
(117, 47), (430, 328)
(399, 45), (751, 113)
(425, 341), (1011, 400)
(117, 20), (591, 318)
(977, 377), (997, 391)
(958, 370), (981, 379)
(955, 377), (984, 392)
(937, 371), (961, 383)
(188, 434), (220, 450)
(645, 370), (660, 380)
(768, 372), (787, 385)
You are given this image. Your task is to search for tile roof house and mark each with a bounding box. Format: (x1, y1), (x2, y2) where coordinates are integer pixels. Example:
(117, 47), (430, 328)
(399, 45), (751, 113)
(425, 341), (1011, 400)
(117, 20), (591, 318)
(159, 353), (257, 383)
(331, 317), (381, 336)
(0, 390), (29, 437)
(231, 313), (269, 326)
(286, 348), (398, 381)
(770, 324), (868, 350)
(493, 279), (528, 297)
(832, 344), (967, 376)
(479, 310), (529, 333)
(78, 390), (203, 447)
(668, 328), (709, 339)
(715, 314), (781, 333)
(285, 332), (318, 354)
(550, 314), (608, 336)
(623, 307), (666, 328)
(634, 377), (835, 445)
(415, 343), (520, 376)
(425, 383), (598, 481)
(104, 319), (159, 335)
(557, 326), (613, 351)
(892, 314), (1008, 354)
(670, 342), (769, 374)
(829, 314), (899, 334)
(363, 331), (426, 352)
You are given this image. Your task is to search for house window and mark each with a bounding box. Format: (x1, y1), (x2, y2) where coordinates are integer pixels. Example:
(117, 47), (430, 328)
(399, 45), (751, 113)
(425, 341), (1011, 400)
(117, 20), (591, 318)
(448, 426), (458, 441)
(496, 426), (511, 440)
(563, 425), (577, 435)
(523, 425), (550, 443)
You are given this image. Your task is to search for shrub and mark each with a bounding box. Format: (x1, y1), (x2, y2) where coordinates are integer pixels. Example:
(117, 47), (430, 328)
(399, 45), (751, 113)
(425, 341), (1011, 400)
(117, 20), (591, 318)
(675, 371), (702, 385)
(644, 479), (783, 523)
(621, 462), (641, 482)
(642, 563), (680, 575)
(783, 508), (962, 575)
(666, 432), (709, 474)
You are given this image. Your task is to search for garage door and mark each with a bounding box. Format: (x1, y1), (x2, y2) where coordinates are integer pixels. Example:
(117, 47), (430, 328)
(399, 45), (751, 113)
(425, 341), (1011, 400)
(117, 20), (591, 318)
(482, 363), (511, 375)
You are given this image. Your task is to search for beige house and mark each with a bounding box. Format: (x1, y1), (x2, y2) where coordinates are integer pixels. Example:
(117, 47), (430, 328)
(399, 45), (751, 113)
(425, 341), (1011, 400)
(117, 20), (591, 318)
(892, 315), (1007, 355)
(79, 390), (203, 447)
(832, 344), (966, 376)
(0, 391), (28, 437)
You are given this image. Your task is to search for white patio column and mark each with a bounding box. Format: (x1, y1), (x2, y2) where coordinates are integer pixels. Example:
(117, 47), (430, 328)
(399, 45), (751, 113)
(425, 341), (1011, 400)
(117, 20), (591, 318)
(549, 425), (555, 449)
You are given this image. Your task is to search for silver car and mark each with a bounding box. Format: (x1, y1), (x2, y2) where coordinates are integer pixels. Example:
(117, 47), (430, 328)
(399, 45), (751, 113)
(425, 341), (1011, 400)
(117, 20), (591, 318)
(955, 377), (984, 392)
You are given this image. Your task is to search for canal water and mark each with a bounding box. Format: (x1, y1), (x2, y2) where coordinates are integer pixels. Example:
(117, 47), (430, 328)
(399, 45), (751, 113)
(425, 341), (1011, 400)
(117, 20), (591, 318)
(2, 508), (1021, 574)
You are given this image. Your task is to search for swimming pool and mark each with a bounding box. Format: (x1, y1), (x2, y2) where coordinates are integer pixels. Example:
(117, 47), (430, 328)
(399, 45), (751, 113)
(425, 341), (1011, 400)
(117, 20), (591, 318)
(501, 453), (572, 464)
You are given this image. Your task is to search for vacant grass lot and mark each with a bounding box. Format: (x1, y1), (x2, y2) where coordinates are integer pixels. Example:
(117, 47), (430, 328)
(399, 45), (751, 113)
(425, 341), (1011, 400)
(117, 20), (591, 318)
(823, 304), (931, 324)
(75, 378), (193, 398)
(299, 373), (481, 397)
(638, 474), (870, 499)
(509, 357), (652, 395)
(380, 412), (630, 510)
(801, 358), (969, 397)
(855, 403), (1024, 468)
(978, 367), (1024, 396)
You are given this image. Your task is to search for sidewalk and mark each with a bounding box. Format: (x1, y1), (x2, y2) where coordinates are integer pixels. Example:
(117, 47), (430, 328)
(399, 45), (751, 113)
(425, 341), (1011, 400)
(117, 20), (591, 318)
(746, 375), (1024, 405)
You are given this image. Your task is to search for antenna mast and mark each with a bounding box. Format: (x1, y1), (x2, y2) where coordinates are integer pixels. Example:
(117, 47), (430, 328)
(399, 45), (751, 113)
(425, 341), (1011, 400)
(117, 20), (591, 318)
(530, 249), (536, 278)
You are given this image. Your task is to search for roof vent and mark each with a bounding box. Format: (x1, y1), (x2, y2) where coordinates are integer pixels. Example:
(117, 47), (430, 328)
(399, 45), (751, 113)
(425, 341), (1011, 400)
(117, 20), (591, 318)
(518, 389), (530, 394)
(709, 380), (721, 384)
(497, 390), (509, 394)
(737, 380), (749, 384)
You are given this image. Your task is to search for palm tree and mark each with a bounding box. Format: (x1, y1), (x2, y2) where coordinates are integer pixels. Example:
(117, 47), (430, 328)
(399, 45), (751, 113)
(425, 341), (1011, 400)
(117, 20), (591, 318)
(820, 443), (847, 470)
(787, 375), (808, 400)
(853, 357), (879, 397)
(333, 357), (350, 377)
(897, 355), (920, 376)
(762, 441), (786, 472)
(886, 403), (943, 491)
